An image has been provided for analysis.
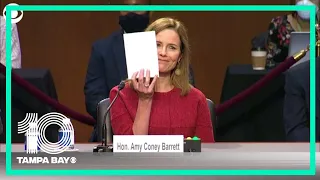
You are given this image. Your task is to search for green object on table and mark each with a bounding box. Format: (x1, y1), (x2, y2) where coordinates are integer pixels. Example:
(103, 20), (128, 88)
(192, 136), (200, 140)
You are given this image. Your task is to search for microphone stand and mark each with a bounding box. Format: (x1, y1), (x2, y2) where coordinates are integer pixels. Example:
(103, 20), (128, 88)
(93, 81), (126, 153)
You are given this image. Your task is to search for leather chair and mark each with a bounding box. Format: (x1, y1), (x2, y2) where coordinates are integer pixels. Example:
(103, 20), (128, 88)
(206, 99), (217, 137)
(96, 98), (217, 142)
(96, 98), (112, 142)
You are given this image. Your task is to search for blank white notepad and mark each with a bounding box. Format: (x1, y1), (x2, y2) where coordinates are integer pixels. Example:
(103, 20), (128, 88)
(123, 31), (159, 78)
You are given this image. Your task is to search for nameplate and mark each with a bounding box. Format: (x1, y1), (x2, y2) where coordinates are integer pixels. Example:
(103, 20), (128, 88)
(113, 135), (184, 153)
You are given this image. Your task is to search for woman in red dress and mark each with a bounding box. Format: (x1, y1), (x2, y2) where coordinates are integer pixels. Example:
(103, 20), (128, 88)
(109, 17), (214, 142)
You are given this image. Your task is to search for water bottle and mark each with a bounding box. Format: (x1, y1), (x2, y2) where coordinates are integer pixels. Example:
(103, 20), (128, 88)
(58, 118), (74, 150)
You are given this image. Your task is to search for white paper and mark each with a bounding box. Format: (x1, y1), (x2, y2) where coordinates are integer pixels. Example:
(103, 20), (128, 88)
(123, 31), (159, 78)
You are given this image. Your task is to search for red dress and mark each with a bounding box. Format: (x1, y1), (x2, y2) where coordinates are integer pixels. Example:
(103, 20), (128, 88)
(109, 84), (215, 142)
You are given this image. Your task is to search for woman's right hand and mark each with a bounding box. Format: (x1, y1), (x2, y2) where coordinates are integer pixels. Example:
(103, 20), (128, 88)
(131, 69), (158, 100)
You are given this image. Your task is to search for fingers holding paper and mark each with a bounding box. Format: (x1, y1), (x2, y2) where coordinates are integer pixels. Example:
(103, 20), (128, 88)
(131, 69), (158, 100)
(144, 69), (151, 87)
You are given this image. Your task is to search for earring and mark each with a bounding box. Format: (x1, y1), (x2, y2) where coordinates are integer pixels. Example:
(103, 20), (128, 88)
(175, 68), (181, 76)
(174, 60), (182, 76)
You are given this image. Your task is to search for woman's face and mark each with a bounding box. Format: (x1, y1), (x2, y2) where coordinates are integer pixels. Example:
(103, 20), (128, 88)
(156, 29), (182, 74)
(295, 0), (320, 20)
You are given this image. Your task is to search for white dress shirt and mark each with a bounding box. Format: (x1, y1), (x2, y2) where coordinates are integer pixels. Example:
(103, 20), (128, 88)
(0, 15), (21, 69)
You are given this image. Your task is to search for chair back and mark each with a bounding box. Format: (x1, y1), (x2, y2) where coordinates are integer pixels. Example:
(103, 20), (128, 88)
(96, 98), (217, 141)
(206, 99), (217, 137)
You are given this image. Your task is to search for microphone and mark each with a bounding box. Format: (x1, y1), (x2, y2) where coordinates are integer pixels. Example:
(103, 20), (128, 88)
(93, 80), (126, 153)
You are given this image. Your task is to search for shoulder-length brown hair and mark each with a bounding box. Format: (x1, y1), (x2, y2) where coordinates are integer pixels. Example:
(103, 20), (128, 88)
(144, 17), (192, 96)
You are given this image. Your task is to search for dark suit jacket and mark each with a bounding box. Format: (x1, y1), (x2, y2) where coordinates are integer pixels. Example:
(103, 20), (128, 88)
(84, 29), (195, 142)
(283, 58), (319, 142)
(0, 109), (2, 136)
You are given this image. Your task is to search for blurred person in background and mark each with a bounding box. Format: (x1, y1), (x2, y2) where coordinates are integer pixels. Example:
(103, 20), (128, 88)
(0, 15), (21, 68)
(0, 15), (22, 136)
(84, 0), (196, 142)
(283, 57), (319, 141)
(266, 0), (319, 66)
(0, 109), (2, 135)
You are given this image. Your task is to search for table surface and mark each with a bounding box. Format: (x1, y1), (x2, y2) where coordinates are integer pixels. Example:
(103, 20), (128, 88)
(1, 143), (320, 180)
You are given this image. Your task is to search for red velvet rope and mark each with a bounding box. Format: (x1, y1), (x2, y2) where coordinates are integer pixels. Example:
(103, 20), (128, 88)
(0, 63), (95, 126)
(215, 56), (296, 115)
(0, 56), (297, 126)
